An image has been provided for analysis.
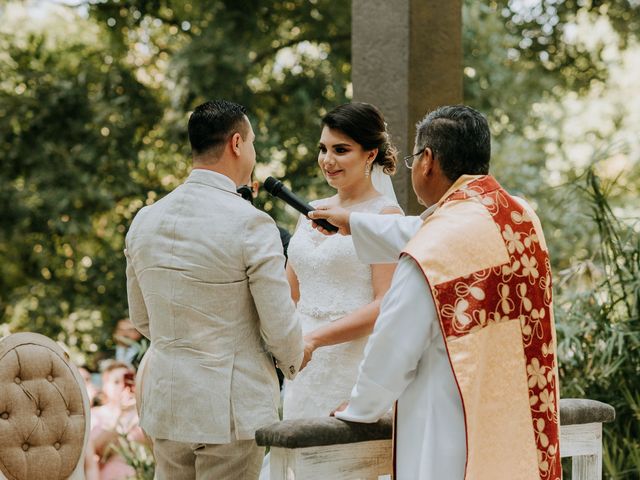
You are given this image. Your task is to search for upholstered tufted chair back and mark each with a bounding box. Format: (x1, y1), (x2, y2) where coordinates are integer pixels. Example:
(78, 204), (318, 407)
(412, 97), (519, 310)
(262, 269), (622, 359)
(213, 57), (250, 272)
(0, 333), (90, 480)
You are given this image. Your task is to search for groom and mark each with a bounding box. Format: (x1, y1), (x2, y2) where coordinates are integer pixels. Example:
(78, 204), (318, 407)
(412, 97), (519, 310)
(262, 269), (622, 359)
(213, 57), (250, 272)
(311, 105), (561, 479)
(125, 100), (304, 479)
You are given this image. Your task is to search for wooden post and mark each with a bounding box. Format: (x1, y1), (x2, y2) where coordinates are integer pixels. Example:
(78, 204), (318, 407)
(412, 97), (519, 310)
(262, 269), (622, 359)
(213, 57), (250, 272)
(560, 423), (604, 480)
(352, 0), (463, 214)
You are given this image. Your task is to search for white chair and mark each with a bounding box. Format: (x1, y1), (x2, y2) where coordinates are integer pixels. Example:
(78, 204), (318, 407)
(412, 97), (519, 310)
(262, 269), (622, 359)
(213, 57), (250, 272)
(0, 332), (91, 480)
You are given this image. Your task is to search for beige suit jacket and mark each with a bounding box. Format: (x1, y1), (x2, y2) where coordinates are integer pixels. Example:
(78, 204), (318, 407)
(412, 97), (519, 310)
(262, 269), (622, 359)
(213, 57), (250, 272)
(125, 169), (303, 444)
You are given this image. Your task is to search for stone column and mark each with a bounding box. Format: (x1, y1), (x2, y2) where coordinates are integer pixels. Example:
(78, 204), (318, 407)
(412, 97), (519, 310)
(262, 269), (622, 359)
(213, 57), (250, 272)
(352, 0), (463, 214)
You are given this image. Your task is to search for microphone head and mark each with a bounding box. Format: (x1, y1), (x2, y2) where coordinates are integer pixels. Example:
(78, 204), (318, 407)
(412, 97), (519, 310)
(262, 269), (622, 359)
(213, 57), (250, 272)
(263, 176), (283, 196)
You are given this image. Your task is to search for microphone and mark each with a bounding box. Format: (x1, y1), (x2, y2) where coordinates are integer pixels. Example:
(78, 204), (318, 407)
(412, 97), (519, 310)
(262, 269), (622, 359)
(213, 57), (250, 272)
(263, 177), (339, 233)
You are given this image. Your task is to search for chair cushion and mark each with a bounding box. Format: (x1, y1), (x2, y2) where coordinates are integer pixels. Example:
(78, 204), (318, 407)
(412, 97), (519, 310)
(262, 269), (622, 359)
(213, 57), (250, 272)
(0, 333), (87, 480)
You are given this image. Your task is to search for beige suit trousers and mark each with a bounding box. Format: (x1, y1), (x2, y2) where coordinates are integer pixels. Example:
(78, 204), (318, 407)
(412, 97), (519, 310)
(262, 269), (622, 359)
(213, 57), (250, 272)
(152, 436), (264, 480)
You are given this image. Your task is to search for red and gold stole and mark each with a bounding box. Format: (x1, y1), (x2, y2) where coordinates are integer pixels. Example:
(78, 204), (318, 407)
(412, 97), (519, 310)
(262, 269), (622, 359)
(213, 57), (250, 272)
(402, 175), (561, 480)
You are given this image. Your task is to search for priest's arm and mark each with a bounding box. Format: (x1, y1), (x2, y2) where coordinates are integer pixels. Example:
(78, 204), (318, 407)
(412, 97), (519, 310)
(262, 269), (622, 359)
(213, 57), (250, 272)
(350, 213), (423, 264)
(335, 255), (438, 422)
(308, 206), (425, 264)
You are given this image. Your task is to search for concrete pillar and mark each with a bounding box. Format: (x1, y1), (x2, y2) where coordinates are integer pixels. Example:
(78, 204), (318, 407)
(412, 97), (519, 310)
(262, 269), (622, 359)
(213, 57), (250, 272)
(352, 0), (463, 214)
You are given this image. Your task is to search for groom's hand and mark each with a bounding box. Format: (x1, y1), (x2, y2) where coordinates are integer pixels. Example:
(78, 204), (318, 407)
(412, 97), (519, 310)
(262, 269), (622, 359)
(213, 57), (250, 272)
(308, 207), (351, 236)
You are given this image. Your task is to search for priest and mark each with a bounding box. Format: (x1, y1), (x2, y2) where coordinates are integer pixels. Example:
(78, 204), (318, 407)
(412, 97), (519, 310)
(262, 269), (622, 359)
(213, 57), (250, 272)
(309, 105), (561, 480)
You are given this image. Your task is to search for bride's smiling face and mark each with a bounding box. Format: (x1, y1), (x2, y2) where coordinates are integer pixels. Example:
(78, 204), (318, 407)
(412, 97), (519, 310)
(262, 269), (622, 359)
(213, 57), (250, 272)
(318, 126), (375, 191)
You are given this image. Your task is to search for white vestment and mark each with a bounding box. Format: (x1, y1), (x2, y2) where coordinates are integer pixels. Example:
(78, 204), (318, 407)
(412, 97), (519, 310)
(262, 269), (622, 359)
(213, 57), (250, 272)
(335, 211), (466, 480)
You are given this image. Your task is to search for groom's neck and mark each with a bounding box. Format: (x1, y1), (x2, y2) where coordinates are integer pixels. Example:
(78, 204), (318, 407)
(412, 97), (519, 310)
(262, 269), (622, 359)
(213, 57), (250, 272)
(192, 157), (243, 186)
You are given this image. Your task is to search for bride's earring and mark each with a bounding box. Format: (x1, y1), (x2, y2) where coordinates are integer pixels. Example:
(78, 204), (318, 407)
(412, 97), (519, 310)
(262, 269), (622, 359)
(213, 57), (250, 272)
(365, 162), (371, 178)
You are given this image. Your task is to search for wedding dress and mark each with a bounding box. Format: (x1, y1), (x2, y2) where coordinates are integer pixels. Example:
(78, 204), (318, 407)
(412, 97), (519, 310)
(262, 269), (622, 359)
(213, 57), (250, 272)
(282, 194), (400, 419)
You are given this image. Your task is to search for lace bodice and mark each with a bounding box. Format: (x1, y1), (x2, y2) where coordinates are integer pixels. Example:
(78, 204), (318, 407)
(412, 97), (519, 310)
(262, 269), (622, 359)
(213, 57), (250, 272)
(283, 194), (400, 419)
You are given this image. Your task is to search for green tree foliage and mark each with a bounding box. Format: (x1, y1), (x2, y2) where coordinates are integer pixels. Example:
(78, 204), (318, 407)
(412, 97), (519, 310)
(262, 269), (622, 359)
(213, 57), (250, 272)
(1, 1), (639, 475)
(89, 0), (352, 220)
(1, 1), (352, 364)
(0, 9), (163, 363)
(464, 2), (639, 290)
(555, 163), (640, 478)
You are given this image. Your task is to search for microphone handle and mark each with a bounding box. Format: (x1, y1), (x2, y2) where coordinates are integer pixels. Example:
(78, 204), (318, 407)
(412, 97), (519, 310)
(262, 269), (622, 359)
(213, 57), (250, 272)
(275, 191), (339, 233)
(276, 191), (313, 216)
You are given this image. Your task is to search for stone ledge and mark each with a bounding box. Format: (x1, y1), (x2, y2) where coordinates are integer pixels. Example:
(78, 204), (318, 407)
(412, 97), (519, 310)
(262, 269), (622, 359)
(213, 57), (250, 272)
(559, 398), (616, 426)
(256, 398), (615, 449)
(255, 414), (393, 448)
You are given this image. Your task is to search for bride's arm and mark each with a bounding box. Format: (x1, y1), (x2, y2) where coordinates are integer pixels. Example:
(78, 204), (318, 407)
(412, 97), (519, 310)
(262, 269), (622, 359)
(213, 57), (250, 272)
(285, 214), (306, 304)
(304, 263), (395, 351)
(286, 263), (300, 304)
(304, 207), (401, 352)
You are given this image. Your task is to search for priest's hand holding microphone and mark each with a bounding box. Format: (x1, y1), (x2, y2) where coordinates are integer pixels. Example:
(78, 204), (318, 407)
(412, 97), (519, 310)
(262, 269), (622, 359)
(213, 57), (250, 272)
(308, 207), (351, 236)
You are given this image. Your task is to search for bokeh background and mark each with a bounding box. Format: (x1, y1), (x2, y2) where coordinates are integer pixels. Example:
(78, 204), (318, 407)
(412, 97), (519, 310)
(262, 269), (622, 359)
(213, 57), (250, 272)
(1, 1), (639, 477)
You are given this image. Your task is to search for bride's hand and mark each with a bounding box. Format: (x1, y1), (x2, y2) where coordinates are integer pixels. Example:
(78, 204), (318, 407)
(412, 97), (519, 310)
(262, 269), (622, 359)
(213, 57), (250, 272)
(308, 207), (351, 236)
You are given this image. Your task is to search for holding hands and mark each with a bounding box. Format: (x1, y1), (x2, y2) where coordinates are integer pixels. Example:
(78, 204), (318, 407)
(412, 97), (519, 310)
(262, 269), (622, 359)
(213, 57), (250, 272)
(299, 336), (317, 371)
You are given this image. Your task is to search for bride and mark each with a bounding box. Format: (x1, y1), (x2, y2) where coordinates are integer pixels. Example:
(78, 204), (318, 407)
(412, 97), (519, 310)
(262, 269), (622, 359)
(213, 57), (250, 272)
(282, 102), (403, 419)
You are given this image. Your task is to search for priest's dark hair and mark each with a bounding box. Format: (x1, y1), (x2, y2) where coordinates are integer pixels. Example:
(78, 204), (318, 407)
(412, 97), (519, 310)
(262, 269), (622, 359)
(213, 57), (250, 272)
(415, 105), (491, 182)
(188, 100), (249, 158)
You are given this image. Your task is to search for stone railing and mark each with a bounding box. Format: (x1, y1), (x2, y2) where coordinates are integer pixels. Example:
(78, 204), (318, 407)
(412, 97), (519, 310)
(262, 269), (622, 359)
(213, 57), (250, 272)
(256, 398), (615, 480)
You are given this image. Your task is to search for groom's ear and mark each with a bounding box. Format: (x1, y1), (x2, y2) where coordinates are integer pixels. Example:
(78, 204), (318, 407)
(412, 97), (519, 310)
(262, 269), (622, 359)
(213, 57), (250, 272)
(230, 132), (243, 156)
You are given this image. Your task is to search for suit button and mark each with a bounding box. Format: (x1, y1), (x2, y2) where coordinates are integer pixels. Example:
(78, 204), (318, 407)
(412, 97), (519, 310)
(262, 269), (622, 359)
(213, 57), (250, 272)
(22, 443), (29, 451)
(36, 409), (41, 417)
(47, 375), (53, 382)
(14, 377), (21, 384)
(0, 412), (8, 420)
(54, 442), (61, 450)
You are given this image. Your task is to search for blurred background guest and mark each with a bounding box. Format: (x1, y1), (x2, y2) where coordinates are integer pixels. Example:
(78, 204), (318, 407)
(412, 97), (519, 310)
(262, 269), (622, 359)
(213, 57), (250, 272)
(90, 361), (147, 480)
(113, 318), (144, 367)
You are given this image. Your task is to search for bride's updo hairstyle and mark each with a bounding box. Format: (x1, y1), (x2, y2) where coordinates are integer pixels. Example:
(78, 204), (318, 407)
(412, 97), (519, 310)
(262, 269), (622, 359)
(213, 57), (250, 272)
(322, 103), (398, 175)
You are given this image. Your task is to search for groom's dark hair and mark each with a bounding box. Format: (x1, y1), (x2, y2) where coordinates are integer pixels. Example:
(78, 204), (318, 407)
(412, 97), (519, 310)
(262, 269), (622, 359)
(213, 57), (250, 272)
(188, 100), (249, 158)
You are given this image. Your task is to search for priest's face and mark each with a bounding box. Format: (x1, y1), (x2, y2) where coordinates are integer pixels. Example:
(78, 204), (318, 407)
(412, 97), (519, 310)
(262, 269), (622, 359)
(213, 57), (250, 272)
(318, 126), (375, 193)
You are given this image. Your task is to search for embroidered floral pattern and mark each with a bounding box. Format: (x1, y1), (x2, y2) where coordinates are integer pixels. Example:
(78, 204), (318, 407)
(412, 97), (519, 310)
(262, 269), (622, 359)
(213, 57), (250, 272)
(434, 176), (561, 480)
